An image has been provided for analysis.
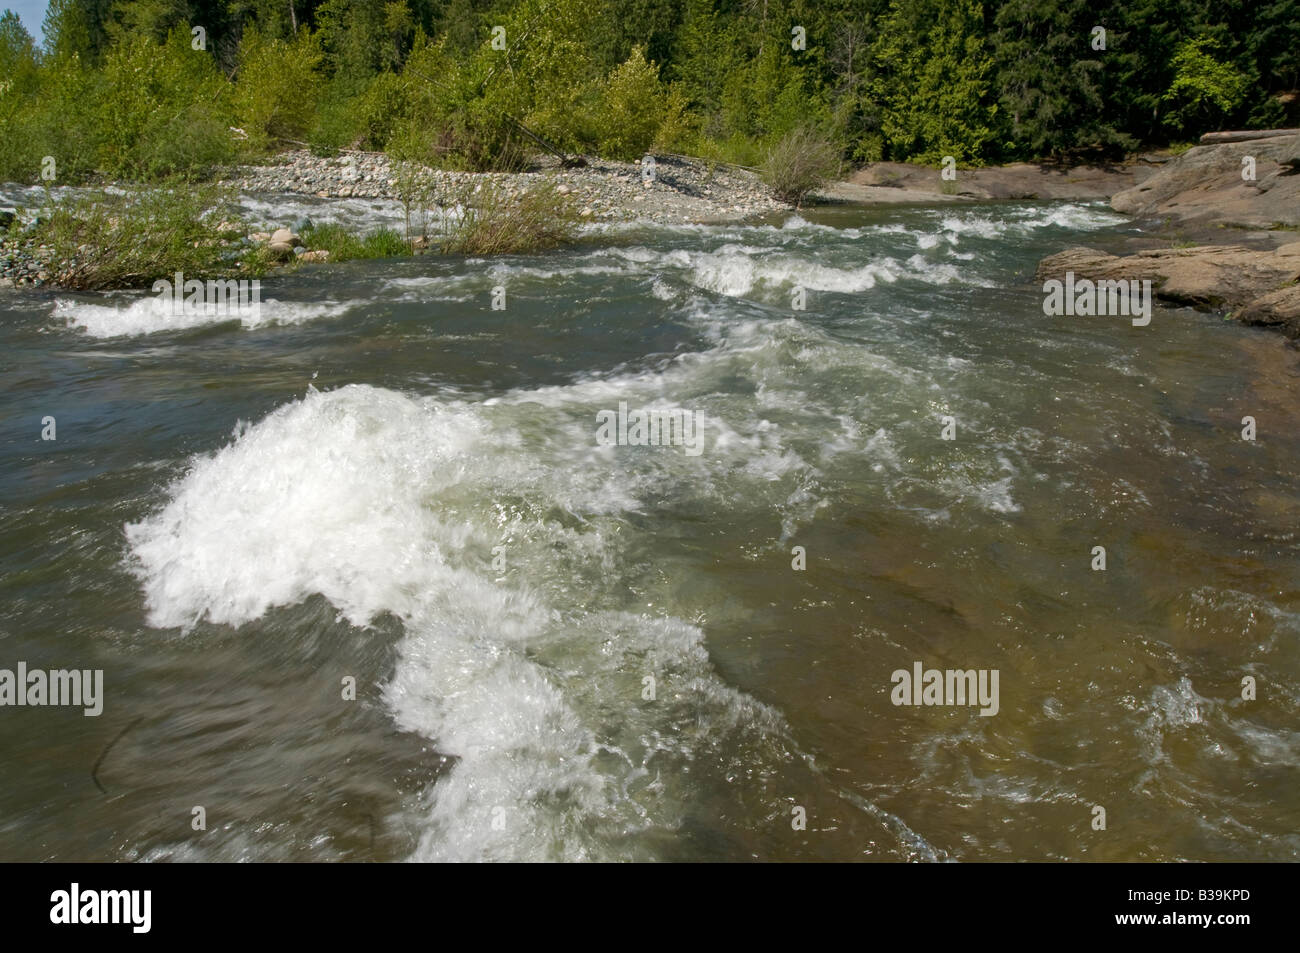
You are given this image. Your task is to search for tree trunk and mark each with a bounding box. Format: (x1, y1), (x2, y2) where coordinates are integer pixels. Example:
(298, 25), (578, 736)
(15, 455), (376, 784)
(1199, 129), (1299, 144)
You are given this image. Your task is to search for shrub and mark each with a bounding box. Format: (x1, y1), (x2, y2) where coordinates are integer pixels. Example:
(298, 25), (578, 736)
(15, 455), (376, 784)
(386, 35), (524, 171)
(95, 28), (235, 180)
(233, 27), (324, 152)
(693, 134), (765, 170)
(0, 82), (42, 183)
(2, 29), (231, 184)
(355, 70), (413, 150)
(309, 78), (369, 155)
(762, 127), (841, 205)
(31, 181), (252, 289)
(1161, 37), (1251, 134)
(587, 47), (673, 160)
(652, 84), (695, 153)
(9, 52), (103, 182)
(440, 180), (580, 255)
(391, 160), (442, 238)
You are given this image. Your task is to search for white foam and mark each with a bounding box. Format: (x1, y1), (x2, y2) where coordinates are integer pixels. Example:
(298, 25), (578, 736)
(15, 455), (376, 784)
(55, 295), (351, 337)
(125, 384), (809, 860)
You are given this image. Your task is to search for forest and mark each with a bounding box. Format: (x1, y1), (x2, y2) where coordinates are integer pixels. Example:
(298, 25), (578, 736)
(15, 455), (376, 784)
(0, 0), (1297, 183)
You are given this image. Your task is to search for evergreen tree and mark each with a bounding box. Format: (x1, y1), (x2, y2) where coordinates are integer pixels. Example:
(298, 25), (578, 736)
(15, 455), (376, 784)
(992, 0), (1127, 157)
(872, 0), (998, 164)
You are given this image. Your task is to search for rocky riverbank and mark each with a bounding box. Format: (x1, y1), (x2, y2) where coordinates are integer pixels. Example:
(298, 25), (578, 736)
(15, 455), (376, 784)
(218, 149), (787, 225)
(1035, 133), (1300, 338)
(0, 238), (56, 289)
(1111, 133), (1300, 228)
(0, 149), (788, 288)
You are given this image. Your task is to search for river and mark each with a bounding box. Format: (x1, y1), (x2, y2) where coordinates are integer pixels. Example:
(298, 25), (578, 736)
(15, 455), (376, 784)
(2, 195), (1298, 861)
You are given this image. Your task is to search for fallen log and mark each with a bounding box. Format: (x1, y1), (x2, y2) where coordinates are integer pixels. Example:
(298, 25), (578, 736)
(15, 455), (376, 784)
(1198, 128), (1299, 144)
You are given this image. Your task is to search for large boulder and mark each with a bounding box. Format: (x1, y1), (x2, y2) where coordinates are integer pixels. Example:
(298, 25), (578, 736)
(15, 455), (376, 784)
(1237, 285), (1300, 335)
(1284, 134), (1300, 170)
(1111, 135), (1300, 227)
(264, 226), (302, 261)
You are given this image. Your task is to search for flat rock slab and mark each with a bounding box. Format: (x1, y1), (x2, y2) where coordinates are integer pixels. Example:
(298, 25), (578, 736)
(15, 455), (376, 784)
(823, 161), (1140, 203)
(1037, 243), (1300, 336)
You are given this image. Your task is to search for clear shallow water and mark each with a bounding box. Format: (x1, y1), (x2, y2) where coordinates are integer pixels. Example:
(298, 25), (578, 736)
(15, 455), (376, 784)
(2, 200), (1298, 861)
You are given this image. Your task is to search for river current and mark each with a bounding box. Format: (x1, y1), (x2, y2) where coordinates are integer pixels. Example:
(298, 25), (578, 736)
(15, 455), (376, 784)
(2, 195), (1297, 861)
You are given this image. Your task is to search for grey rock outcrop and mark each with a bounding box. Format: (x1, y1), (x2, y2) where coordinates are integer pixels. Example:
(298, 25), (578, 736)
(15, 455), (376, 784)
(1111, 135), (1300, 227)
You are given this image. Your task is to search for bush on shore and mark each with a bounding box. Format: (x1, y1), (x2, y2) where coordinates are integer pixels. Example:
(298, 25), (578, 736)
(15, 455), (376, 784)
(28, 181), (258, 290)
(440, 180), (580, 255)
(762, 127), (842, 205)
(232, 27), (325, 153)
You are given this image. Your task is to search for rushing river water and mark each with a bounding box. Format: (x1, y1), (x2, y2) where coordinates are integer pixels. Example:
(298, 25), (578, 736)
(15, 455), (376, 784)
(2, 196), (1298, 862)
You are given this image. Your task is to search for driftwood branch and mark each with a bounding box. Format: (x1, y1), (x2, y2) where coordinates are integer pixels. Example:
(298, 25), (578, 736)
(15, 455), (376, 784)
(1199, 129), (1300, 144)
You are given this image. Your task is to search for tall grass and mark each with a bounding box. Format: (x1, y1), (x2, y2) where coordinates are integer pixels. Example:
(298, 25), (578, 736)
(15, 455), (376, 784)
(298, 224), (411, 261)
(439, 180), (580, 255)
(761, 127), (841, 205)
(29, 181), (260, 290)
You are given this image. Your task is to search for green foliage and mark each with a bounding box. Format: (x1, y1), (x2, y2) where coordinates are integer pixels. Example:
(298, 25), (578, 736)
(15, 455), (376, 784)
(0, 12), (43, 181)
(722, 44), (823, 145)
(992, 0), (1130, 158)
(355, 70), (415, 149)
(307, 77), (367, 155)
(692, 134), (765, 170)
(440, 180), (580, 255)
(391, 159), (442, 237)
(1161, 37), (1251, 133)
(30, 180), (251, 289)
(96, 27), (235, 179)
(385, 33), (522, 170)
(42, 0), (96, 60)
(672, 0), (739, 129)
(0, 10), (37, 80)
(4, 0), (1299, 184)
(584, 46), (689, 159)
(316, 0), (416, 82)
(233, 26), (324, 151)
(869, 0), (998, 164)
(485, 0), (608, 152)
(299, 222), (411, 260)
